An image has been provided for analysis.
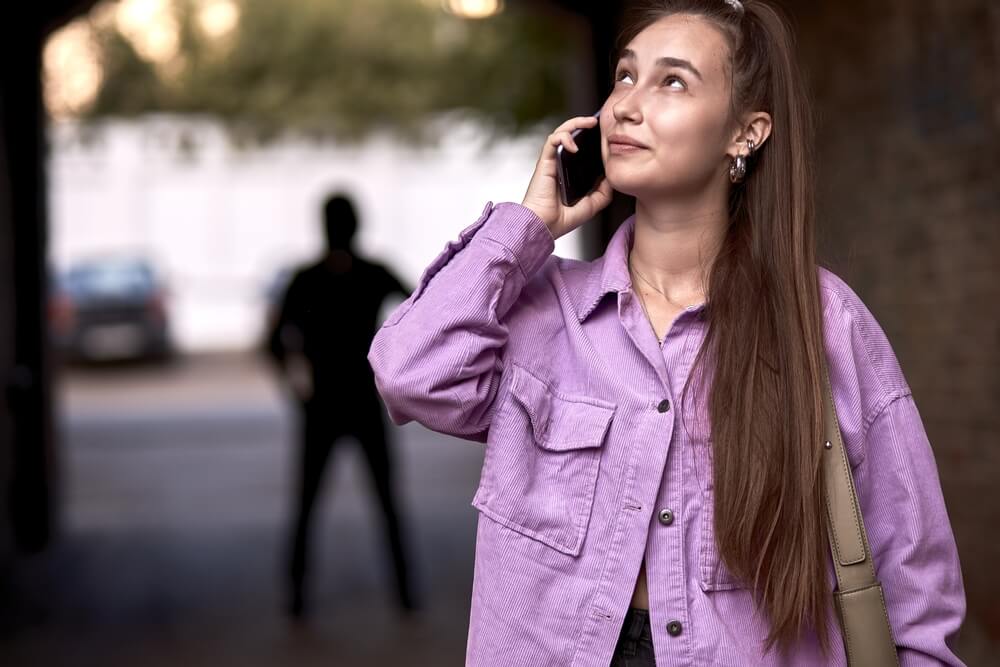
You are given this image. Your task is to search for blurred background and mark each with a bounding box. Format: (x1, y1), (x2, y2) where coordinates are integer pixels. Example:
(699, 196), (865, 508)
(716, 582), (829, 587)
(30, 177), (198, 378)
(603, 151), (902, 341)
(0, 0), (997, 664)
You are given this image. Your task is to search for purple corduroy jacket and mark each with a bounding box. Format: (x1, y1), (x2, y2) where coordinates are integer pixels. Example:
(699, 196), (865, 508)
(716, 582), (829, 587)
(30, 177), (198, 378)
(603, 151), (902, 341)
(367, 201), (967, 666)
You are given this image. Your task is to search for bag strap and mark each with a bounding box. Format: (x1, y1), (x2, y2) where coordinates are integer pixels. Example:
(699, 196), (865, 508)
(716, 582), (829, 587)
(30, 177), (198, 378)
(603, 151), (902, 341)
(821, 363), (900, 666)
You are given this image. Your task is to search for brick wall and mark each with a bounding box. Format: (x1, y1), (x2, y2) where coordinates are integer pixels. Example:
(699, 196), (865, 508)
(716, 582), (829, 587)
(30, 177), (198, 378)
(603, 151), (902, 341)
(794, 0), (1000, 658)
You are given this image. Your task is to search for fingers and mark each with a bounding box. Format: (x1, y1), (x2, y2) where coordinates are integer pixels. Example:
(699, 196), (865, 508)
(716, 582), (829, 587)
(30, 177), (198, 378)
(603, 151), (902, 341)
(547, 131), (576, 152)
(556, 131), (579, 152)
(587, 178), (613, 210)
(568, 177), (613, 220)
(527, 115), (605, 230)
(557, 114), (598, 134)
(544, 131), (577, 159)
(542, 115), (598, 159)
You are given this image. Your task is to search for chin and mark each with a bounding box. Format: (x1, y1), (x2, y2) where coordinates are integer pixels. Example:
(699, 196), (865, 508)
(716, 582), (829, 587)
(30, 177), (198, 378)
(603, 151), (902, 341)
(605, 170), (650, 198)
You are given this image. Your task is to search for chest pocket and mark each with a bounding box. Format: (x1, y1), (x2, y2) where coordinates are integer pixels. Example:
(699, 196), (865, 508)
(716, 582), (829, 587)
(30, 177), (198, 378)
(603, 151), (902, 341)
(472, 362), (616, 557)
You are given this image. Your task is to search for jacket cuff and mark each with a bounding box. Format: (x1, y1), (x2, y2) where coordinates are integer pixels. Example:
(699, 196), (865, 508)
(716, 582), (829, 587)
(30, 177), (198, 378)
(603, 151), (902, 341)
(475, 202), (555, 279)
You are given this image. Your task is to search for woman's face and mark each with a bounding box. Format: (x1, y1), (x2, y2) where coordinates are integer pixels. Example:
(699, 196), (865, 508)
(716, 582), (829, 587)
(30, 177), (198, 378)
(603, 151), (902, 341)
(600, 14), (736, 200)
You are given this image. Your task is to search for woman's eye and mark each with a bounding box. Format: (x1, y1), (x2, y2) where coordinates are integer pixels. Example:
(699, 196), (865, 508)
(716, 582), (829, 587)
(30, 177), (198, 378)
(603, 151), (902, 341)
(663, 75), (686, 90)
(614, 70), (685, 90)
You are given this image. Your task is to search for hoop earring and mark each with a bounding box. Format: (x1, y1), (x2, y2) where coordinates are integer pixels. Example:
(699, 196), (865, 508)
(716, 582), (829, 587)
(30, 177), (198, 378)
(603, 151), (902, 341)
(729, 138), (756, 184)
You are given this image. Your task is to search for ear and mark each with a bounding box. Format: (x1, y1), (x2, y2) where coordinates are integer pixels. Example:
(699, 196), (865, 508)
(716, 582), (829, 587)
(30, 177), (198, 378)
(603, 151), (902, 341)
(727, 111), (772, 157)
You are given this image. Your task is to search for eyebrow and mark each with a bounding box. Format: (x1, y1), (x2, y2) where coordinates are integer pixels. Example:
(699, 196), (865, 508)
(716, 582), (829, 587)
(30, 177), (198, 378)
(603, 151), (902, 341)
(618, 48), (704, 82)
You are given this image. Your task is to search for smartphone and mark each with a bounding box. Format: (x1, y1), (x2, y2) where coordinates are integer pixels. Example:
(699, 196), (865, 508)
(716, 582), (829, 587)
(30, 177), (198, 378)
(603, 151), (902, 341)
(556, 109), (605, 207)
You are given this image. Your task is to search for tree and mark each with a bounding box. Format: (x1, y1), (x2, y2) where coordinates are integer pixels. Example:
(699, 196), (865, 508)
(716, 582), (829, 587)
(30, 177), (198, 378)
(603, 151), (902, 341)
(82, 0), (585, 145)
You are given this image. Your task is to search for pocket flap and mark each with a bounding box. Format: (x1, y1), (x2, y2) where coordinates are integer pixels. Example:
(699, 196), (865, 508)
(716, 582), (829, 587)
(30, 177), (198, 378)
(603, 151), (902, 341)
(509, 364), (615, 451)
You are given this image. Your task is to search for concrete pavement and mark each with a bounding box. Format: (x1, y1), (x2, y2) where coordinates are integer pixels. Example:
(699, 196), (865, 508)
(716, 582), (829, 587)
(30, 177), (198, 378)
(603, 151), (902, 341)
(2, 352), (486, 666)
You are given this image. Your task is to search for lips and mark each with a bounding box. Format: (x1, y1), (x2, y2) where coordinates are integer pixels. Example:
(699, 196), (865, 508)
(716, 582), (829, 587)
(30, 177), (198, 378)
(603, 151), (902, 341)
(607, 133), (648, 149)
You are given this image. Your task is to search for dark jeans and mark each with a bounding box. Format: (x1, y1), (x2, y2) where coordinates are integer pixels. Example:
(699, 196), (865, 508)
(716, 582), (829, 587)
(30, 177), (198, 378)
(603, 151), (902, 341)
(610, 607), (657, 667)
(287, 397), (415, 612)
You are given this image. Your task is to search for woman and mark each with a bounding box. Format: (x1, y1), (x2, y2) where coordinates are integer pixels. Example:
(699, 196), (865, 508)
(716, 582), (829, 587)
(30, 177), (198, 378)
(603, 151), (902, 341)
(368, 0), (966, 664)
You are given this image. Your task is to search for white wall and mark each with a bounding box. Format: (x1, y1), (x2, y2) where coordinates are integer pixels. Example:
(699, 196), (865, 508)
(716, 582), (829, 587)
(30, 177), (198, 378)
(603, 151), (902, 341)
(47, 114), (584, 352)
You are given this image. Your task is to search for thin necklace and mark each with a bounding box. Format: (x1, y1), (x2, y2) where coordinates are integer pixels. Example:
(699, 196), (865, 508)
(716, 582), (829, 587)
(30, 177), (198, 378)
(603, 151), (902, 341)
(632, 278), (663, 345)
(628, 252), (666, 344)
(628, 250), (697, 310)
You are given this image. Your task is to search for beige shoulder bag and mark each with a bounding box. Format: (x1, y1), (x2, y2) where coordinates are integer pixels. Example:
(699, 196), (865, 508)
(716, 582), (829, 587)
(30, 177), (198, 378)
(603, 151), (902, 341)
(822, 364), (900, 666)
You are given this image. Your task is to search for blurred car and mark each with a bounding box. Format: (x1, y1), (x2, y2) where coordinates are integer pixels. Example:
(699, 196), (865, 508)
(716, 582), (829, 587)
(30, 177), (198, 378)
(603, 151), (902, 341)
(50, 257), (173, 363)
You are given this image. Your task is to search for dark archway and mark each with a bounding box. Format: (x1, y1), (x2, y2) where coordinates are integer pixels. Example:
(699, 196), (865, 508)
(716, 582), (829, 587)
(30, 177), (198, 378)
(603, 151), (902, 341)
(0, 0), (623, 561)
(0, 1), (99, 560)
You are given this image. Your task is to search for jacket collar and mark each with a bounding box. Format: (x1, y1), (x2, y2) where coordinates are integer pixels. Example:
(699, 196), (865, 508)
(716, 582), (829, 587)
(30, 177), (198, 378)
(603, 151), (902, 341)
(571, 213), (636, 322)
(571, 213), (709, 323)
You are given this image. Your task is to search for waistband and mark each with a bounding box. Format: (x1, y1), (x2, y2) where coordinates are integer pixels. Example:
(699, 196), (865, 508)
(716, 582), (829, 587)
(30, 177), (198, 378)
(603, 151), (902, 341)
(621, 606), (653, 641)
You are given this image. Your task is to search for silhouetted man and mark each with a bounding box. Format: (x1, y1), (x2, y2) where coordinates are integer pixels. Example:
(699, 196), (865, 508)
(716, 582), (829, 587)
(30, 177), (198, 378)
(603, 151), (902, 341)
(266, 193), (416, 619)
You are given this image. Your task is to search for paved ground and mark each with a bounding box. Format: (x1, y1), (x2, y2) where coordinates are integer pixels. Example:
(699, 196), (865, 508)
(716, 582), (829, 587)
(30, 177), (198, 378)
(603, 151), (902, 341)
(2, 353), (992, 666)
(2, 352), (486, 666)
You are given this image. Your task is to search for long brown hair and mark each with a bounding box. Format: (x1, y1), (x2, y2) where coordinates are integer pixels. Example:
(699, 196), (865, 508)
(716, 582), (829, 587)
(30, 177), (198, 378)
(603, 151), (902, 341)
(614, 0), (830, 657)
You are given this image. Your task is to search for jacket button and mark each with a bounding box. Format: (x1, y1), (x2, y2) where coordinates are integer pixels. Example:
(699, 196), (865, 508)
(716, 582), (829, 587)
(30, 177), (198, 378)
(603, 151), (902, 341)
(657, 399), (671, 413)
(666, 620), (683, 636)
(658, 508), (674, 525)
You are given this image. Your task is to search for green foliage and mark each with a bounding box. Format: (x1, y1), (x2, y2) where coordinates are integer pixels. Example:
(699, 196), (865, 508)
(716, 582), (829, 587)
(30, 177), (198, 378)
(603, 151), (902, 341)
(90, 27), (165, 114)
(84, 0), (582, 145)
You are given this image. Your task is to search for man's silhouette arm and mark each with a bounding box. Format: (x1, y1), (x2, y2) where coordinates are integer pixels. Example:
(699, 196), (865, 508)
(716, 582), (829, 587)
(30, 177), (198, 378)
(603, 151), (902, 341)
(266, 272), (304, 368)
(265, 271), (314, 401)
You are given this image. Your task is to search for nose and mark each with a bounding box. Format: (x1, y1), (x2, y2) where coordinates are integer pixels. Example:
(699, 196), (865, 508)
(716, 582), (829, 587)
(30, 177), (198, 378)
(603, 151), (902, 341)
(611, 88), (642, 125)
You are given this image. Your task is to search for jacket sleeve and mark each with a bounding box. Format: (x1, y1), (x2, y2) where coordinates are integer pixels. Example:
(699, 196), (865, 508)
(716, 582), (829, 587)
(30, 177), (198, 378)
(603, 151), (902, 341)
(367, 201), (554, 442)
(859, 391), (967, 666)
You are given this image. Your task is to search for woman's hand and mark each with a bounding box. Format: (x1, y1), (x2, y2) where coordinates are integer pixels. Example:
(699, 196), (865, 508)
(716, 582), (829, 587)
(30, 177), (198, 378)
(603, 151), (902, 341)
(521, 115), (614, 240)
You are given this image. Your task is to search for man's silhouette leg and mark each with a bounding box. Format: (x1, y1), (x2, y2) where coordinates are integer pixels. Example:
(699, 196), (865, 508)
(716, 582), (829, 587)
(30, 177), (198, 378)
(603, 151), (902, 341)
(355, 416), (419, 612)
(287, 404), (337, 618)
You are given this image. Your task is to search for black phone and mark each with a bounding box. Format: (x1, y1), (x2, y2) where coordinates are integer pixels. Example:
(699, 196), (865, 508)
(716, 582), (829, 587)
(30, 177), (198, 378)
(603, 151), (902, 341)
(556, 110), (605, 207)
